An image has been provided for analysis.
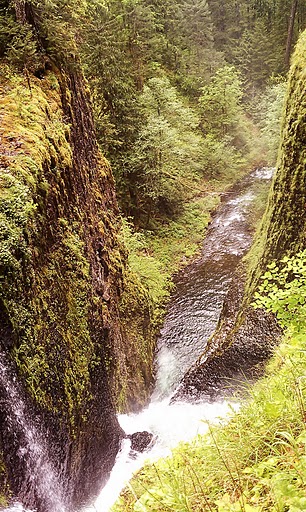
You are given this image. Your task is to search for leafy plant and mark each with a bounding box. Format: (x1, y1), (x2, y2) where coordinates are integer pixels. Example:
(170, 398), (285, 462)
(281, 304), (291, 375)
(253, 250), (306, 333)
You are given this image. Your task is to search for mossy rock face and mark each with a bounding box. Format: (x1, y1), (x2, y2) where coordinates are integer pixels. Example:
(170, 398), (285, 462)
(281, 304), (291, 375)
(0, 62), (154, 508)
(116, 268), (155, 413)
(247, 30), (306, 289)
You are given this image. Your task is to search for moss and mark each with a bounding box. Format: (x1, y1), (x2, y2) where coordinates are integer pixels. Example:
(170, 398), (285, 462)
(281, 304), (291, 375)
(116, 268), (154, 412)
(12, 223), (94, 429)
(0, 452), (9, 506)
(0, 65), (104, 429)
(0, 60), (158, 437)
(245, 30), (306, 297)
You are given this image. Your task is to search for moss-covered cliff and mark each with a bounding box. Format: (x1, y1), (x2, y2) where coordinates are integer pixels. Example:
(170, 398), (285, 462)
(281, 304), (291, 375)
(247, 30), (306, 287)
(0, 5), (155, 508)
(175, 30), (306, 401)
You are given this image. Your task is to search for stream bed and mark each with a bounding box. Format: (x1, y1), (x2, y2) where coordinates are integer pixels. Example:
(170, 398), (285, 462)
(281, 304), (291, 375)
(85, 167), (274, 512)
(4, 168), (273, 512)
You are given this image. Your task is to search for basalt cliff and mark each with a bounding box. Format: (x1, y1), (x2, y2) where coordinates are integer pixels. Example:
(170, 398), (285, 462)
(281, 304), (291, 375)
(0, 4), (155, 509)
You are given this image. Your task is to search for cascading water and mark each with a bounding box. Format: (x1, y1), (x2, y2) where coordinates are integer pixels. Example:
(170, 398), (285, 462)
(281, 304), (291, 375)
(0, 354), (67, 512)
(84, 168), (273, 512)
(2, 169), (273, 512)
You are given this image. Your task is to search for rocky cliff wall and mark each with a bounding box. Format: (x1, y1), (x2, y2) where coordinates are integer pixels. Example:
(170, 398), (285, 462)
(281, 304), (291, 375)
(0, 43), (154, 512)
(247, 30), (306, 286)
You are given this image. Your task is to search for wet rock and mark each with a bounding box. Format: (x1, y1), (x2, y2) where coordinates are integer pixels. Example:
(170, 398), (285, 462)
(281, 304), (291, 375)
(172, 267), (282, 403)
(127, 431), (154, 453)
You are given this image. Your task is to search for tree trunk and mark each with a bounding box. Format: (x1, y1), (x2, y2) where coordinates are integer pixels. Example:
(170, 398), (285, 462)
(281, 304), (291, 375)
(285, 0), (298, 67)
(14, 0), (27, 24)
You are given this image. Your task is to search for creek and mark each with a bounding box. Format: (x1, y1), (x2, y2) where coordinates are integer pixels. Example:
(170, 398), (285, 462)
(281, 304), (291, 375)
(3, 168), (273, 512)
(84, 167), (273, 512)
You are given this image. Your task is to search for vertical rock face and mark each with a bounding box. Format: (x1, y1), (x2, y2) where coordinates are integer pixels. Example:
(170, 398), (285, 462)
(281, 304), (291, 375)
(0, 47), (153, 512)
(249, 30), (306, 280)
(0, 61), (123, 507)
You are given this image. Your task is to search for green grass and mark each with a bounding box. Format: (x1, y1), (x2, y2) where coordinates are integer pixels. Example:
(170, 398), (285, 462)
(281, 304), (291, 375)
(112, 251), (306, 512)
(120, 194), (219, 324)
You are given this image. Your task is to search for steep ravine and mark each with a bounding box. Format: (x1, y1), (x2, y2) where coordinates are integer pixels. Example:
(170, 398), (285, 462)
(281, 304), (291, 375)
(175, 30), (306, 403)
(0, 37), (154, 512)
(1, 12), (305, 512)
(109, 31), (306, 512)
(82, 168), (274, 512)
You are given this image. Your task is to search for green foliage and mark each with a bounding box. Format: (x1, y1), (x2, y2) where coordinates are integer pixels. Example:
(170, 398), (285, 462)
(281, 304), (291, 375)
(120, 219), (172, 310)
(0, 7), (38, 70)
(233, 20), (282, 92)
(197, 65), (252, 179)
(81, 0), (145, 153)
(199, 65), (243, 139)
(253, 251), (306, 333)
(113, 276), (306, 511)
(80, 0), (248, 226)
(208, 0), (305, 87)
(6, 23), (38, 70)
(120, 193), (218, 322)
(254, 80), (286, 165)
(111, 71), (248, 224)
(129, 75), (207, 219)
(28, 0), (86, 65)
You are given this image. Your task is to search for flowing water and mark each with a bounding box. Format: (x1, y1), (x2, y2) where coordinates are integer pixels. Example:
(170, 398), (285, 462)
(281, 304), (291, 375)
(84, 167), (273, 512)
(0, 354), (67, 512)
(3, 168), (273, 512)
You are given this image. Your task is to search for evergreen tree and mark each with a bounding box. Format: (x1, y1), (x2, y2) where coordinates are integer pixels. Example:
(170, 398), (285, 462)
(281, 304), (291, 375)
(199, 65), (243, 138)
(127, 76), (205, 223)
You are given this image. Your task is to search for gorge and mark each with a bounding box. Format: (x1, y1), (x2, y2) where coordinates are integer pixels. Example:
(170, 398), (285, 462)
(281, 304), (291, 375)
(85, 167), (275, 512)
(0, 1), (306, 511)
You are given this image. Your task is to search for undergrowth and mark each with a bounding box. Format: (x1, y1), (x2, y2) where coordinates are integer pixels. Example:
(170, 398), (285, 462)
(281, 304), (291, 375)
(113, 250), (306, 512)
(120, 194), (219, 323)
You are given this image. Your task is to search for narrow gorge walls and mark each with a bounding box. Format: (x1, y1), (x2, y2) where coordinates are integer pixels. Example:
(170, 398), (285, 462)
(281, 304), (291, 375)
(0, 4), (155, 508)
(249, 30), (306, 278)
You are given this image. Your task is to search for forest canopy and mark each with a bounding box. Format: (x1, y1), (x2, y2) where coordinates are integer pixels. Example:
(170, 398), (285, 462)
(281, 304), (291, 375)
(0, 0), (304, 227)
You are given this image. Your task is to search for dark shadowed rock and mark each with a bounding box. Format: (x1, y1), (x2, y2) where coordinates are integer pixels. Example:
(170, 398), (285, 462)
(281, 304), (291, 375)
(172, 267), (282, 403)
(128, 431), (155, 453)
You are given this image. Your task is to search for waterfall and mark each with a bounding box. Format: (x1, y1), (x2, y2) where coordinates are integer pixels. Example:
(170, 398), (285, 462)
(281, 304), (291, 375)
(84, 167), (273, 512)
(0, 354), (67, 512)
